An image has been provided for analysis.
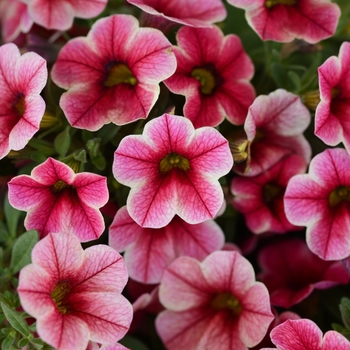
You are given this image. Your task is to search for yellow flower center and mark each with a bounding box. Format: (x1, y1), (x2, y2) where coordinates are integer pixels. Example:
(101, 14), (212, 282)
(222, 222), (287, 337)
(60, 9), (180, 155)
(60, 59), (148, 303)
(191, 67), (218, 95)
(329, 186), (350, 207)
(13, 94), (25, 116)
(265, 0), (296, 8)
(159, 153), (190, 174)
(51, 281), (70, 314)
(51, 180), (68, 193)
(104, 63), (137, 88)
(210, 292), (242, 317)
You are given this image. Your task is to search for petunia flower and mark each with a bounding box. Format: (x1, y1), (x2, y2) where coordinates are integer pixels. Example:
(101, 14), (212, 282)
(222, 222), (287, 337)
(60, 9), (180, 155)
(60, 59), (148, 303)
(126, 0), (227, 28)
(258, 238), (349, 308)
(233, 89), (311, 177)
(8, 157), (108, 242)
(87, 341), (129, 350)
(51, 14), (176, 131)
(17, 232), (133, 350)
(284, 148), (350, 260)
(0, 0), (33, 42)
(261, 318), (350, 350)
(109, 206), (224, 284)
(227, 0), (340, 43)
(20, 0), (107, 31)
(164, 25), (255, 128)
(113, 113), (233, 228)
(315, 42), (350, 152)
(156, 250), (274, 350)
(0, 43), (47, 159)
(231, 154), (307, 234)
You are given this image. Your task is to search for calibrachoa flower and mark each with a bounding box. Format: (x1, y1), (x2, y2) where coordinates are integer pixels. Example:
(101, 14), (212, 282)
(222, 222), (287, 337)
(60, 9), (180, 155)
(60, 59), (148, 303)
(0, 0), (32, 42)
(284, 148), (350, 261)
(234, 89), (311, 177)
(20, 0), (107, 30)
(113, 113), (233, 228)
(258, 239), (349, 308)
(8, 157), (108, 242)
(315, 42), (350, 152)
(231, 154), (307, 234)
(109, 206), (225, 284)
(126, 0), (227, 28)
(17, 232), (133, 350)
(0, 43), (47, 159)
(227, 0), (340, 43)
(261, 319), (350, 350)
(156, 250), (274, 349)
(87, 342), (129, 350)
(164, 25), (255, 128)
(51, 14), (176, 131)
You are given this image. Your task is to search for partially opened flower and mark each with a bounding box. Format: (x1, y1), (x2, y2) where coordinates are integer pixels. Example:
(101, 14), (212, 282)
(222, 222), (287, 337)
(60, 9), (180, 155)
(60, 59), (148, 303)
(284, 148), (350, 260)
(231, 154), (307, 234)
(234, 89), (311, 177)
(17, 232), (133, 350)
(127, 0), (227, 28)
(51, 14), (176, 131)
(109, 206), (224, 284)
(156, 250), (274, 349)
(0, 0), (32, 42)
(8, 157), (108, 242)
(315, 42), (350, 152)
(227, 0), (340, 43)
(258, 239), (349, 308)
(261, 319), (350, 350)
(164, 25), (255, 128)
(0, 43), (47, 159)
(113, 113), (233, 228)
(21, 0), (107, 30)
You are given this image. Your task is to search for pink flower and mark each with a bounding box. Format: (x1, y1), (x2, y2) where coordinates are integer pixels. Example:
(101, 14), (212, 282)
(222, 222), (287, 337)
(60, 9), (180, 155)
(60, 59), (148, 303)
(231, 154), (307, 234)
(87, 342), (129, 350)
(51, 14), (176, 131)
(234, 89), (311, 177)
(21, 0), (107, 30)
(0, 43), (47, 159)
(315, 42), (350, 152)
(0, 0), (33, 42)
(284, 148), (350, 260)
(113, 113), (233, 228)
(8, 157), (108, 242)
(109, 206), (224, 283)
(164, 25), (255, 128)
(258, 238), (349, 308)
(127, 0), (227, 28)
(17, 232), (133, 350)
(156, 251), (274, 350)
(227, 0), (340, 43)
(261, 319), (350, 350)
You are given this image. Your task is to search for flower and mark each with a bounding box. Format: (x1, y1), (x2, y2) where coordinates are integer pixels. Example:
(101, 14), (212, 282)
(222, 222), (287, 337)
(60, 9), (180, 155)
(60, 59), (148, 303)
(17, 232), (133, 350)
(284, 148), (350, 260)
(156, 250), (274, 349)
(109, 206), (224, 283)
(0, 43), (47, 159)
(233, 89), (311, 177)
(227, 0), (340, 43)
(315, 42), (350, 152)
(261, 318), (350, 350)
(113, 113), (233, 228)
(51, 14), (176, 131)
(231, 154), (307, 234)
(8, 157), (108, 242)
(258, 238), (349, 308)
(20, 0), (107, 30)
(126, 0), (227, 28)
(164, 25), (255, 128)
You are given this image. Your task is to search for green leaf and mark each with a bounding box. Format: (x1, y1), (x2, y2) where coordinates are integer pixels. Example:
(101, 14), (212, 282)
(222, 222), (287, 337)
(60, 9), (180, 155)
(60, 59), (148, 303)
(73, 149), (86, 163)
(17, 338), (29, 348)
(120, 335), (150, 350)
(10, 230), (39, 273)
(287, 71), (301, 92)
(340, 297), (350, 329)
(96, 124), (121, 144)
(0, 303), (30, 337)
(91, 156), (106, 171)
(4, 194), (21, 238)
(29, 338), (45, 349)
(54, 126), (71, 157)
(1, 334), (15, 350)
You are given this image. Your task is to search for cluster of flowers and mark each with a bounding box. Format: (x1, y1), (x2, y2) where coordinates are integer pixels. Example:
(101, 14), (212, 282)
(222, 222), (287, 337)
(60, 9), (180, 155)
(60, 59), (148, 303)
(1, 0), (350, 349)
